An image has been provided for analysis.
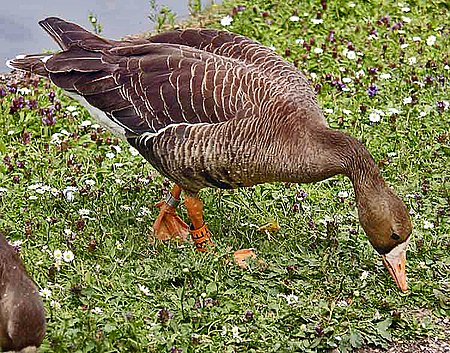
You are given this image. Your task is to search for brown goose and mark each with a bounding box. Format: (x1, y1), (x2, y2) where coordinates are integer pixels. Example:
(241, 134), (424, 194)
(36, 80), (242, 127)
(7, 17), (412, 291)
(0, 232), (46, 351)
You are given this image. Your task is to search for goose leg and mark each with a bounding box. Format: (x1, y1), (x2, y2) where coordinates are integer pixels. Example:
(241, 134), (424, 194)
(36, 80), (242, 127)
(152, 185), (189, 242)
(184, 195), (255, 267)
(184, 194), (213, 252)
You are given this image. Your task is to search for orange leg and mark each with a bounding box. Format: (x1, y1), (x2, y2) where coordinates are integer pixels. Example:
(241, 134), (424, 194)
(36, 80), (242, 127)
(152, 185), (189, 242)
(184, 194), (213, 252)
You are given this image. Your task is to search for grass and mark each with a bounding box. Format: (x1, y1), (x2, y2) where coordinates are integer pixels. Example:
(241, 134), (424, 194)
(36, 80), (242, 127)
(0, 0), (449, 352)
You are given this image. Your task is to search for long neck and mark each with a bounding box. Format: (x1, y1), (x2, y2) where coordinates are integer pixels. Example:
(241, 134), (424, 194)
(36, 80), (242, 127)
(275, 125), (386, 198)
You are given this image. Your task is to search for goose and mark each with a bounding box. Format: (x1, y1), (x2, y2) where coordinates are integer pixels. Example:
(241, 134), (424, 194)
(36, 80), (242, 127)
(0, 232), (46, 352)
(7, 17), (412, 292)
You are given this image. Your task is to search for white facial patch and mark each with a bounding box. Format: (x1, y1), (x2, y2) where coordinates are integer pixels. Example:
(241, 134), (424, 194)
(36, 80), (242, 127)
(385, 237), (410, 263)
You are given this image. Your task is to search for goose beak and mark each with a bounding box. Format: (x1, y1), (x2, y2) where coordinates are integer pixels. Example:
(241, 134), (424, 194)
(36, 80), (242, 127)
(382, 246), (408, 292)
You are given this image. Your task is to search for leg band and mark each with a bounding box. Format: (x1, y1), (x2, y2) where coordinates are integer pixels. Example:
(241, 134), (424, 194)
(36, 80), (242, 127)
(190, 223), (212, 252)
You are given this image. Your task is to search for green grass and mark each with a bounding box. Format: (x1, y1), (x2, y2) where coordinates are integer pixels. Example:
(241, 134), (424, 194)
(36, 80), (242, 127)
(0, 0), (449, 352)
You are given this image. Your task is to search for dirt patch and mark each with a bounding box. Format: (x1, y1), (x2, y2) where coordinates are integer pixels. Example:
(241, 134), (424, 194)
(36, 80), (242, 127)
(358, 338), (450, 353)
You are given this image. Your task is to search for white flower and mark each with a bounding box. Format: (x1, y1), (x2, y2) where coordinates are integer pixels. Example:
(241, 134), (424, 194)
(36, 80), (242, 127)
(105, 152), (115, 159)
(408, 57), (417, 65)
(402, 16), (411, 23)
(39, 288), (52, 299)
(53, 249), (63, 261)
(426, 35), (436, 46)
(444, 65), (449, 70)
(295, 38), (305, 45)
(18, 87), (32, 95)
(356, 69), (365, 78)
(60, 129), (71, 136)
(85, 179), (95, 186)
(221, 326), (227, 336)
(63, 250), (74, 263)
(112, 145), (122, 154)
(9, 239), (23, 249)
(310, 72), (317, 80)
(346, 50), (356, 60)
(360, 271), (369, 280)
(138, 284), (150, 296)
(120, 205), (132, 211)
(401, 6), (410, 12)
(387, 152), (397, 157)
(138, 206), (151, 216)
(380, 73), (391, 80)
(313, 47), (323, 54)
(343, 109), (352, 115)
(412, 36), (421, 42)
(311, 18), (323, 25)
(220, 15), (233, 26)
(0, 187), (8, 193)
(423, 220), (434, 229)
(368, 112), (381, 123)
(129, 146), (139, 156)
(400, 43), (409, 49)
(388, 108), (401, 115)
(289, 15), (300, 22)
(66, 105), (77, 112)
(50, 300), (61, 309)
(91, 307), (103, 314)
(342, 77), (352, 83)
(286, 294), (299, 305)
(80, 120), (91, 127)
(324, 108), (334, 114)
(78, 208), (91, 216)
(338, 191), (349, 199)
(231, 326), (241, 342)
(419, 111), (427, 117)
(63, 186), (78, 202)
(403, 96), (413, 104)
(348, 2), (356, 7)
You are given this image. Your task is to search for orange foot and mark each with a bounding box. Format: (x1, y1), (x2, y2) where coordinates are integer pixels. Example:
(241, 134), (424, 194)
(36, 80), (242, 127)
(151, 200), (189, 243)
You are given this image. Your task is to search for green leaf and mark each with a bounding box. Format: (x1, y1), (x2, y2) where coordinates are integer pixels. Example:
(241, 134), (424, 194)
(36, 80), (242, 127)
(376, 317), (392, 340)
(349, 329), (363, 348)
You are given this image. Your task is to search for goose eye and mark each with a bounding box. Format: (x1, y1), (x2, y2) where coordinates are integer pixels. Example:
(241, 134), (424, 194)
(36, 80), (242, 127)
(391, 233), (400, 241)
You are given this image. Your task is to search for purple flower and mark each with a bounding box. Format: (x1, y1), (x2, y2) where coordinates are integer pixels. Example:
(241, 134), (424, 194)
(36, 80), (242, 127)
(42, 115), (56, 126)
(368, 67), (378, 75)
(436, 101), (448, 112)
(327, 30), (335, 43)
(367, 84), (379, 97)
(0, 87), (6, 97)
(157, 307), (174, 324)
(7, 85), (17, 93)
(27, 99), (38, 109)
(16, 160), (25, 168)
(296, 190), (308, 202)
(236, 5), (246, 12)
(47, 91), (56, 102)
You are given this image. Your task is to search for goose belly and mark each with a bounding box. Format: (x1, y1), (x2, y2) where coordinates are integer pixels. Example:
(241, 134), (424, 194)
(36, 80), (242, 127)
(133, 122), (268, 192)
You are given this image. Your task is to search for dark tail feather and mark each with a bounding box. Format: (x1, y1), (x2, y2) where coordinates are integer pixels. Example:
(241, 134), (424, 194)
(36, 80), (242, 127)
(38, 17), (113, 51)
(6, 54), (50, 77)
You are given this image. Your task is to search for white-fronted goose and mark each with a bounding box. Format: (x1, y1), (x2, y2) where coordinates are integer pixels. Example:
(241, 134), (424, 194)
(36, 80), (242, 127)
(7, 17), (412, 291)
(0, 232), (46, 351)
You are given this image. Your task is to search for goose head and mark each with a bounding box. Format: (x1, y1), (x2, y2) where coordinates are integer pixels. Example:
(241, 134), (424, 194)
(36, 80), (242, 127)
(356, 185), (412, 292)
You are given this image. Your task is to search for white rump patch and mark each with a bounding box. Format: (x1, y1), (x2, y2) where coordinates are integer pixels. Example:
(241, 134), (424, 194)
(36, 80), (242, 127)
(15, 54), (26, 59)
(40, 55), (53, 63)
(65, 92), (127, 140)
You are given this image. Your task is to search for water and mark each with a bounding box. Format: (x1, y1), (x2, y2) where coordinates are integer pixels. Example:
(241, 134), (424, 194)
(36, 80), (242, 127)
(0, 0), (219, 72)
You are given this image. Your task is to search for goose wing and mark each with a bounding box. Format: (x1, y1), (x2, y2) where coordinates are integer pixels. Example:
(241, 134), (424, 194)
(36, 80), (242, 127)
(147, 29), (315, 101)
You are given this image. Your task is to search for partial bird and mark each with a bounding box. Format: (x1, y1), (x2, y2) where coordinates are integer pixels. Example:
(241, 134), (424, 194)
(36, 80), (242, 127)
(7, 17), (412, 291)
(0, 232), (46, 352)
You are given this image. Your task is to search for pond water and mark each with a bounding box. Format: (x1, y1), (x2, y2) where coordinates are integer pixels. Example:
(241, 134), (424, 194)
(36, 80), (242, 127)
(0, 0), (220, 72)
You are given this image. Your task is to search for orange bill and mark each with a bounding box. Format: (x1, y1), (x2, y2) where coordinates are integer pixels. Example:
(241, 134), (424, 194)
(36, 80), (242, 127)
(382, 249), (407, 292)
